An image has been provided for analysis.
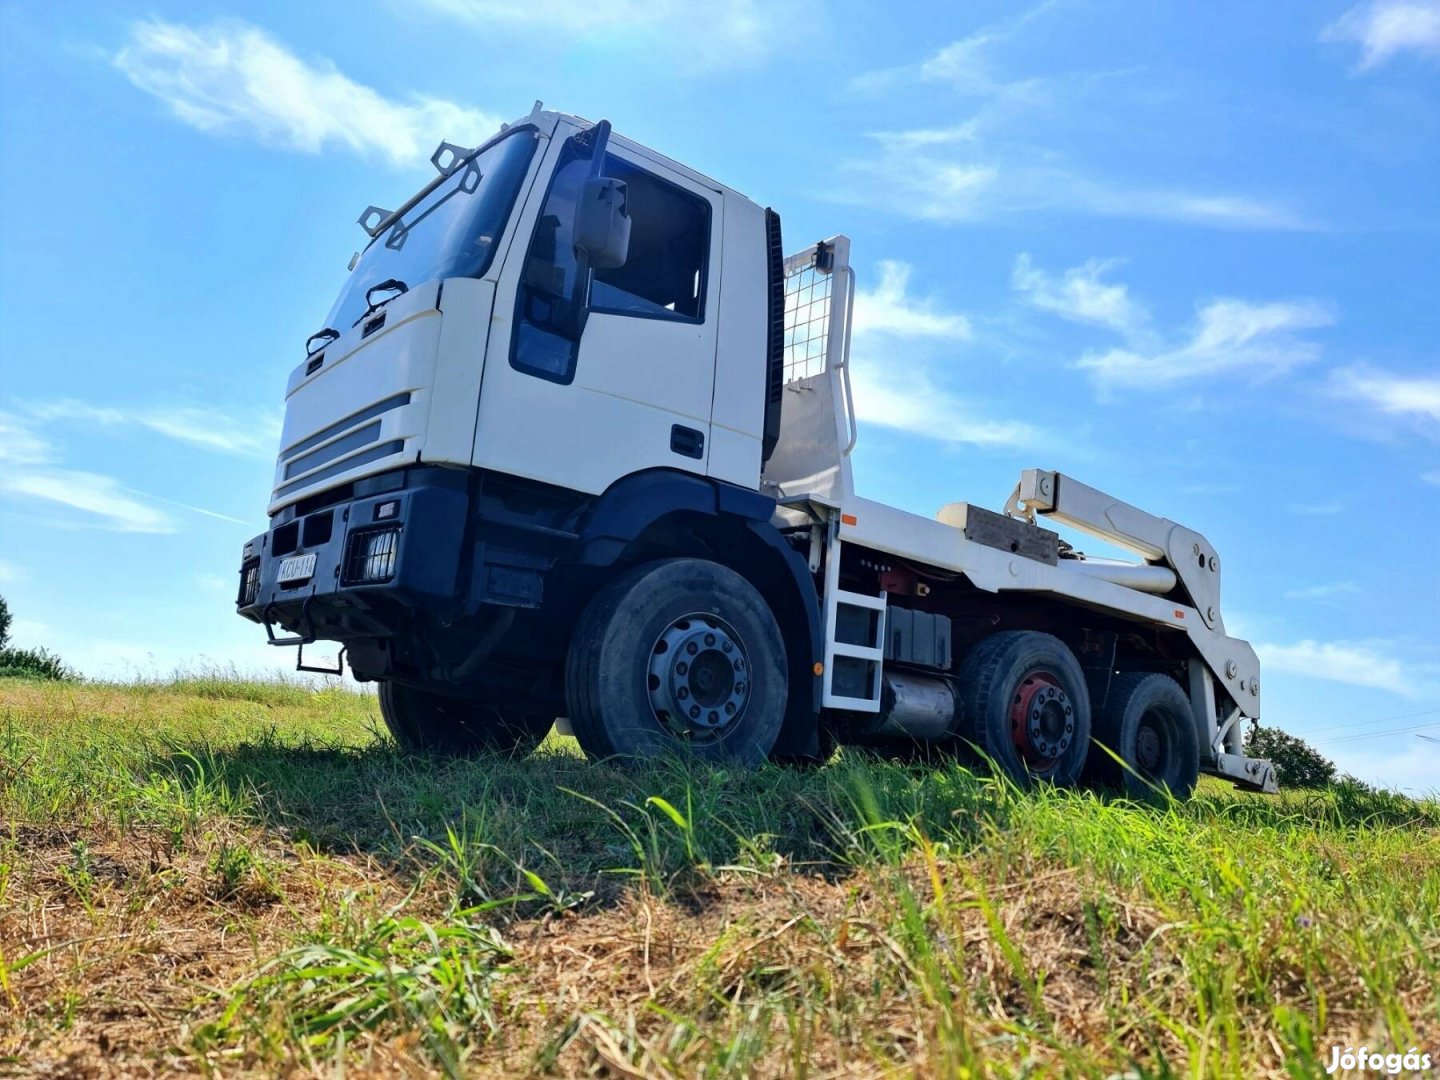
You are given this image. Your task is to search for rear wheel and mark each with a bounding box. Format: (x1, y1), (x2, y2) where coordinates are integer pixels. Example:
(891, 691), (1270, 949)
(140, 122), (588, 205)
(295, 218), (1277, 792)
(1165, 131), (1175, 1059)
(956, 631), (1091, 786)
(1085, 672), (1199, 798)
(565, 558), (787, 765)
(378, 681), (552, 756)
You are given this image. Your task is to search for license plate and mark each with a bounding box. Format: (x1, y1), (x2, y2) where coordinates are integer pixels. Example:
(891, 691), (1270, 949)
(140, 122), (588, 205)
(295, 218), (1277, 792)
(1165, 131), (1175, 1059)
(278, 553), (317, 583)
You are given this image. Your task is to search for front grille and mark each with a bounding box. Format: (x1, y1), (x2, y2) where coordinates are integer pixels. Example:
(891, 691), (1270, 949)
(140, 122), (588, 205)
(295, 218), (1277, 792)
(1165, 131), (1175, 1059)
(283, 421), (382, 480)
(343, 526), (400, 584)
(238, 560), (261, 606)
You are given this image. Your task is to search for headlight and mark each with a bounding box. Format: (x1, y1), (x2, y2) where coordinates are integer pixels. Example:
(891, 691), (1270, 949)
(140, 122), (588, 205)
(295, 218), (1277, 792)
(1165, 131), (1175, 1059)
(343, 526), (400, 584)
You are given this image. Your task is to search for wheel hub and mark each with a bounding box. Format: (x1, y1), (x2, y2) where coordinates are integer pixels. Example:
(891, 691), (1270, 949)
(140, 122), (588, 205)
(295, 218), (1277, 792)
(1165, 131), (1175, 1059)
(1009, 671), (1076, 767)
(1135, 714), (1165, 773)
(647, 614), (749, 740)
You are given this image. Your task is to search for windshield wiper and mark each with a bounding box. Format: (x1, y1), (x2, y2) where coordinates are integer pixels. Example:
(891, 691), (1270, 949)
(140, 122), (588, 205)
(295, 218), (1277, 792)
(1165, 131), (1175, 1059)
(306, 328), (339, 357)
(352, 278), (409, 326)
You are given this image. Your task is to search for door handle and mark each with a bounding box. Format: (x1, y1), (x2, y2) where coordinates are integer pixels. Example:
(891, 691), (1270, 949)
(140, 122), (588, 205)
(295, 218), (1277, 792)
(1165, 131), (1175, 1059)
(670, 425), (704, 460)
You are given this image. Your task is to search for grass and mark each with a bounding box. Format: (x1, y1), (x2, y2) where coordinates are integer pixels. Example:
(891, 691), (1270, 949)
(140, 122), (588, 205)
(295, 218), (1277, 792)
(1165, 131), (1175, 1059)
(1, 676), (1437, 1077)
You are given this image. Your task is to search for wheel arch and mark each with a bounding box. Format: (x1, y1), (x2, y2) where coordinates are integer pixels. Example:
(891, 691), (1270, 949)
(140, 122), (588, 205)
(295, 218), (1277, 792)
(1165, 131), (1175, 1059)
(574, 468), (824, 759)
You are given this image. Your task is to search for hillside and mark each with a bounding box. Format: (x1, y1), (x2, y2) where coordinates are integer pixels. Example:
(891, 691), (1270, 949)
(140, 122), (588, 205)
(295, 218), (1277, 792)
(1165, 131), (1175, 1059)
(2, 676), (1437, 1077)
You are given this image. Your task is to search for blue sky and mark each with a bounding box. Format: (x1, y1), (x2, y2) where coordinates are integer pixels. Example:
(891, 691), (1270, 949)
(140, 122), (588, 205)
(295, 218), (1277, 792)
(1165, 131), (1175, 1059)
(1, 0), (1437, 790)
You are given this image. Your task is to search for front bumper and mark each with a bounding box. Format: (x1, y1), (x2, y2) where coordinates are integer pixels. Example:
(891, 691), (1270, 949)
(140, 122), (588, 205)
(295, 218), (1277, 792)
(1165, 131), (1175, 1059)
(237, 467), (471, 644)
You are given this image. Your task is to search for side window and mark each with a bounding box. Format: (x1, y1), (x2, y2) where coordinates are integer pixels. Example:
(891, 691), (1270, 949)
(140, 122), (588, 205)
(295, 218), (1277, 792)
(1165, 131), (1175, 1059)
(590, 157), (710, 322)
(512, 148), (712, 383)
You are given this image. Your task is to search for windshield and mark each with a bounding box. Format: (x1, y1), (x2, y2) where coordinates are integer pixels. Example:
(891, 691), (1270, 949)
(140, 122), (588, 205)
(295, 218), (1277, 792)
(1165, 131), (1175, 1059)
(325, 126), (539, 332)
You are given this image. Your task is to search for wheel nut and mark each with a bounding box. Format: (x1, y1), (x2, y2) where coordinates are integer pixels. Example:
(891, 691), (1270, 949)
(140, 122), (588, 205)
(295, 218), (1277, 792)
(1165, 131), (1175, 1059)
(689, 705), (701, 719)
(676, 661), (688, 675)
(705, 633), (716, 646)
(722, 641), (733, 653)
(687, 642), (698, 655)
(677, 687), (689, 699)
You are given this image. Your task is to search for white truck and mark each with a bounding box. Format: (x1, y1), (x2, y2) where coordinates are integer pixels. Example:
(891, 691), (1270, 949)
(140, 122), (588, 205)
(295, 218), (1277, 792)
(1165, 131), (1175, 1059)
(236, 103), (1277, 796)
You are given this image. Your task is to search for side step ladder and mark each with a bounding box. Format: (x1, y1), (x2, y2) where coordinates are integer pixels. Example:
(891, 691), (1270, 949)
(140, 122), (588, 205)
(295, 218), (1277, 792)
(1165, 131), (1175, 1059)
(820, 523), (886, 711)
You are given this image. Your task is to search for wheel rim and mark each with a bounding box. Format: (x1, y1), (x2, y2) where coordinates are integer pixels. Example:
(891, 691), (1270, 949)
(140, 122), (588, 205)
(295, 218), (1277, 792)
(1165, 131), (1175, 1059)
(1009, 670), (1076, 773)
(1134, 707), (1170, 778)
(647, 613), (749, 742)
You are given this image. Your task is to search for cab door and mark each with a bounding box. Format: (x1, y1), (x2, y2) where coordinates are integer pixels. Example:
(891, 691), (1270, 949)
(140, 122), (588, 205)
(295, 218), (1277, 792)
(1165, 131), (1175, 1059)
(474, 133), (722, 496)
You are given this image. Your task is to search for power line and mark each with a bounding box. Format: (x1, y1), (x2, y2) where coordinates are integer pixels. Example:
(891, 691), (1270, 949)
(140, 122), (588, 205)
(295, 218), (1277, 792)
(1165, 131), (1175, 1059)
(1315, 721), (1440, 746)
(1302, 705), (1440, 737)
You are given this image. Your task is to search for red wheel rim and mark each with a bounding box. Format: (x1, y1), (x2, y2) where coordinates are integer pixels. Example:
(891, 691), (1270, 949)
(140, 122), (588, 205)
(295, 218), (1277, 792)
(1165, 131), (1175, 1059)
(1009, 670), (1076, 773)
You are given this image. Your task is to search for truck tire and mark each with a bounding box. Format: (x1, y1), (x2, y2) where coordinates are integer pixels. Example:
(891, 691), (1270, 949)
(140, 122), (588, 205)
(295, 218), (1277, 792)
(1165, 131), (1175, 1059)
(1085, 672), (1199, 799)
(956, 631), (1092, 787)
(378, 681), (552, 757)
(565, 558), (787, 765)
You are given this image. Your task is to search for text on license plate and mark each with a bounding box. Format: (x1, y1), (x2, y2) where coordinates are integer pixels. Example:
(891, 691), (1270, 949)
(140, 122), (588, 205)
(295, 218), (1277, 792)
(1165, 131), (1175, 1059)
(278, 553), (318, 583)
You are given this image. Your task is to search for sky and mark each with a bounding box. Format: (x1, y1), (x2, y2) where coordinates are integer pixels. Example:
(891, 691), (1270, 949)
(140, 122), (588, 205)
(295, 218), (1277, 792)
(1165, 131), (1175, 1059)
(0, 0), (1437, 791)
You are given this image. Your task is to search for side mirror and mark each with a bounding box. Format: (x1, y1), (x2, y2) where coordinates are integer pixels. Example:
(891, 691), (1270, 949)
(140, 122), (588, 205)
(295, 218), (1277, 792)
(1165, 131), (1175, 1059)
(575, 176), (630, 270)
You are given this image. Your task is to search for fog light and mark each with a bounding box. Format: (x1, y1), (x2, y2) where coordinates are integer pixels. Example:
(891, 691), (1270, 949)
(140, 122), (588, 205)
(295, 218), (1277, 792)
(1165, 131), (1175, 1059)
(374, 499), (400, 521)
(344, 526), (400, 584)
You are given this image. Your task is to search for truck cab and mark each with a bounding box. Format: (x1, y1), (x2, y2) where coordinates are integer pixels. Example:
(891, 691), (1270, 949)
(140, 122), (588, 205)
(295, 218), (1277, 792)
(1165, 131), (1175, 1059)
(238, 104), (1276, 795)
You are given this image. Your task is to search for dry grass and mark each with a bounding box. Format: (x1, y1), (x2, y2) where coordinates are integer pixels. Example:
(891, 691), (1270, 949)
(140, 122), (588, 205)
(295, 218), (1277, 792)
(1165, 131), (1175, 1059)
(2, 677), (1437, 1077)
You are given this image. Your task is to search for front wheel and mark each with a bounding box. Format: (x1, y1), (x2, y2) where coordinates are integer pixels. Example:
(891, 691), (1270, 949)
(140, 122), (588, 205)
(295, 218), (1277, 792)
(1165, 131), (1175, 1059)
(378, 682), (552, 757)
(956, 631), (1092, 787)
(565, 558), (787, 765)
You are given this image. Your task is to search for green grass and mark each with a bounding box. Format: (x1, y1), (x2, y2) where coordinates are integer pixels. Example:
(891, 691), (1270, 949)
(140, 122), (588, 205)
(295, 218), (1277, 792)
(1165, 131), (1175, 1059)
(1, 677), (1436, 1077)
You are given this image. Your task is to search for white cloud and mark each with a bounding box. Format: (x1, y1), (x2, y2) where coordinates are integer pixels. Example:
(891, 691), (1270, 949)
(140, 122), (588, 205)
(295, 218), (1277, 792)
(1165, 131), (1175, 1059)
(1077, 298), (1334, 390)
(1323, 1), (1440, 70)
(842, 260), (1034, 449)
(409, 0), (809, 71)
(1286, 501), (1345, 515)
(851, 4), (1056, 100)
(0, 559), (23, 584)
(0, 410), (55, 467)
(852, 261), (971, 340)
(866, 123), (982, 151)
(1, 470), (175, 534)
(0, 407), (241, 533)
(1282, 581), (1361, 600)
(26, 400), (281, 459)
(1329, 366), (1440, 426)
(1423, 470), (1440, 485)
(838, 154), (1307, 230)
(849, 363), (1044, 450)
(114, 20), (498, 166)
(1012, 254), (1146, 336)
(1256, 639), (1439, 698)
(842, 8), (1309, 231)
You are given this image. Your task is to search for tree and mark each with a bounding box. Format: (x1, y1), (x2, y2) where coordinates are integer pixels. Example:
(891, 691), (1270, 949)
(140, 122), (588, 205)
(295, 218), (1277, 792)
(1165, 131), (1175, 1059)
(0, 594), (76, 681)
(1244, 725), (1336, 789)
